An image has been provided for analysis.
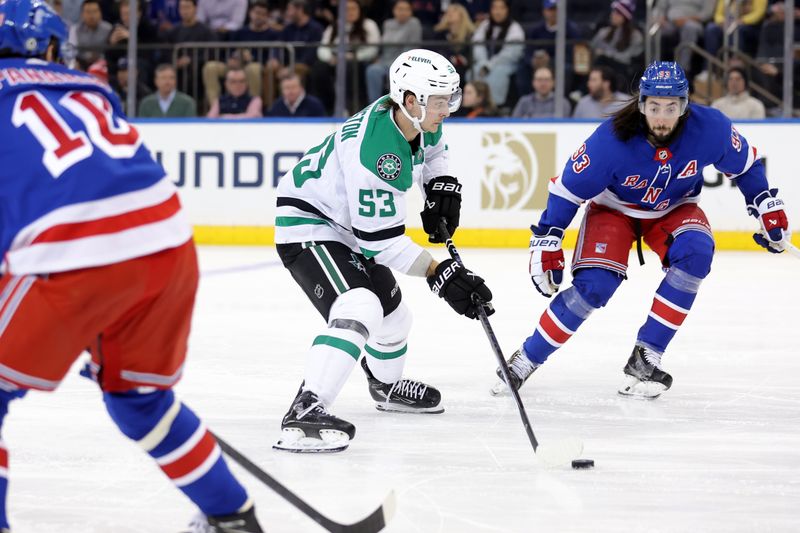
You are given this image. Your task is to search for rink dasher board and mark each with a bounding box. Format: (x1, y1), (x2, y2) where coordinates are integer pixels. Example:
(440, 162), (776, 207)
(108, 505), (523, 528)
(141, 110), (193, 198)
(133, 118), (800, 249)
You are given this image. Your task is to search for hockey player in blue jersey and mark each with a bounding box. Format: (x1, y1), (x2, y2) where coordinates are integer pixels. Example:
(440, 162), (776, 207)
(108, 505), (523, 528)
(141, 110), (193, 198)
(493, 61), (792, 399)
(0, 1), (262, 531)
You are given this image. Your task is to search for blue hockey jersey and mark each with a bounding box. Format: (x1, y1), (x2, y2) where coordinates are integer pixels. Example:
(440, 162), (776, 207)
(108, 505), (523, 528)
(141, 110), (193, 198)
(0, 58), (190, 275)
(541, 104), (769, 229)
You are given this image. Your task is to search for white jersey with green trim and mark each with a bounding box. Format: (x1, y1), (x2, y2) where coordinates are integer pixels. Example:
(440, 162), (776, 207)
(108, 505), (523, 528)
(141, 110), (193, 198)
(275, 96), (449, 274)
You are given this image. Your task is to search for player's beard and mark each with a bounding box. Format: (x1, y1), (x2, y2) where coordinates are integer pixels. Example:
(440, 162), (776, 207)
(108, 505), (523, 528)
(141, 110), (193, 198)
(648, 123), (677, 146)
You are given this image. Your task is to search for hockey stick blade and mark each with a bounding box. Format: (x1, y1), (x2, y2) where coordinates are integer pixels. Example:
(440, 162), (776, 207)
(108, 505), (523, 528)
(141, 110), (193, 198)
(783, 240), (800, 258)
(212, 432), (396, 532)
(437, 220), (583, 467)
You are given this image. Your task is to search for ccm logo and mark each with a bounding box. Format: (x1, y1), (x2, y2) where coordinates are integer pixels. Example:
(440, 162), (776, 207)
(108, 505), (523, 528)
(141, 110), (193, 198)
(431, 182), (461, 193)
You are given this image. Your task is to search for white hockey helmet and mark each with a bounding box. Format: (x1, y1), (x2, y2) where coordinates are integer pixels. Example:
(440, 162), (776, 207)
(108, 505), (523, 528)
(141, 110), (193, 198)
(389, 49), (461, 132)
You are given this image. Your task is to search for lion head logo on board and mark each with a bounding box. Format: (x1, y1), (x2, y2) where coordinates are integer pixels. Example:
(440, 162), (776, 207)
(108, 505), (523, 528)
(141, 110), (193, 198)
(377, 154), (402, 181)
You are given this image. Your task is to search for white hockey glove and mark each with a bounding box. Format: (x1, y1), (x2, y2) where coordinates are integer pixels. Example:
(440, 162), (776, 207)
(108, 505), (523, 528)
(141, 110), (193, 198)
(747, 189), (791, 253)
(529, 226), (565, 298)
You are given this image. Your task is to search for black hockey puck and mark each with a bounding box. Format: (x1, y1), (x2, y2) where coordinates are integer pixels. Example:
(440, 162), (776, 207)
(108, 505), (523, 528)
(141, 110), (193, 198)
(571, 459), (594, 469)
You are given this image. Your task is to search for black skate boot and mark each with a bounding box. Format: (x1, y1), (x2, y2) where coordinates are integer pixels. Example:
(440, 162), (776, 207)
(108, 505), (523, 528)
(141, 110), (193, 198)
(273, 388), (355, 453)
(185, 505), (264, 533)
(490, 348), (540, 395)
(618, 344), (673, 399)
(360, 357), (443, 414)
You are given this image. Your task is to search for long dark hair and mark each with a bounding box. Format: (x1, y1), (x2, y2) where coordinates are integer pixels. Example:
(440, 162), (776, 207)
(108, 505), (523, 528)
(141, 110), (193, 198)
(486, 0), (512, 55)
(331, 0), (368, 43)
(604, 17), (633, 52)
(612, 93), (691, 144)
(611, 96), (643, 141)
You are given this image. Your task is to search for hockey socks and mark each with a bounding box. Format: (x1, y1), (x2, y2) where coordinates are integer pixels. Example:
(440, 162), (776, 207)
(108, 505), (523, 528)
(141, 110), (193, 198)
(0, 389), (25, 530)
(0, 440), (7, 530)
(636, 267), (702, 354)
(304, 327), (363, 407)
(522, 286), (596, 364)
(103, 390), (250, 518)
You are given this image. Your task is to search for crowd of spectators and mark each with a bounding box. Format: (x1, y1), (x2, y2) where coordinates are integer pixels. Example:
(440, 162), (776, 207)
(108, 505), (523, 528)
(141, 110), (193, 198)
(49, 0), (798, 120)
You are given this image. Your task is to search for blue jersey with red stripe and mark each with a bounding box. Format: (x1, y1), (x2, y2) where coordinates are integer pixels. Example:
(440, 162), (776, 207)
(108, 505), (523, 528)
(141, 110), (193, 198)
(541, 104), (770, 229)
(0, 58), (190, 275)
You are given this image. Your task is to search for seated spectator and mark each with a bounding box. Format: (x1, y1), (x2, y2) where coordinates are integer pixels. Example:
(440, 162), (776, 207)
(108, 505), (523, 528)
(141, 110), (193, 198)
(111, 57), (152, 116)
(168, 0), (215, 98)
(268, 73), (327, 117)
(207, 67), (264, 118)
(138, 63), (197, 117)
(704, 0), (766, 63)
(590, 0), (644, 89)
(512, 66), (571, 118)
(68, 0), (113, 69)
(453, 80), (498, 117)
(409, 0), (442, 30)
(57, 0), (81, 26)
(572, 65), (628, 118)
(308, 0), (380, 114)
(47, 0), (71, 29)
(106, 0), (161, 86)
(517, 0), (580, 99)
(711, 66), (765, 119)
(277, 0), (325, 79)
(471, 0), (524, 106)
(366, 0), (422, 103)
(456, 0), (490, 23)
(656, 0), (716, 74)
(432, 3), (475, 81)
(196, 0), (248, 36)
(148, 0), (181, 35)
(202, 1), (280, 105)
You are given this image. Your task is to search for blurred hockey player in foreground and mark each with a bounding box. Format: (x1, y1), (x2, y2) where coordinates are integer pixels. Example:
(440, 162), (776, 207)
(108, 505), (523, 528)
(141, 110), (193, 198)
(494, 61), (791, 400)
(273, 48), (494, 452)
(0, 1), (262, 531)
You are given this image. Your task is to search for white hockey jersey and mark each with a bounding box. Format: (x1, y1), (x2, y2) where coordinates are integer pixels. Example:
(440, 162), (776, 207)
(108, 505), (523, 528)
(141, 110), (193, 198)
(275, 96), (449, 274)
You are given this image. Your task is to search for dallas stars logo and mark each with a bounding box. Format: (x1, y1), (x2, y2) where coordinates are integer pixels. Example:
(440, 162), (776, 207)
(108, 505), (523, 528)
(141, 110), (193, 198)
(349, 253), (367, 274)
(377, 153), (402, 181)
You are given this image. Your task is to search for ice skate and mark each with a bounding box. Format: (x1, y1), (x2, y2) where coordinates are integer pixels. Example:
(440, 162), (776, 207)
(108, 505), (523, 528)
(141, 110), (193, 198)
(273, 389), (355, 453)
(184, 505), (264, 533)
(360, 357), (444, 414)
(490, 349), (540, 395)
(618, 345), (673, 400)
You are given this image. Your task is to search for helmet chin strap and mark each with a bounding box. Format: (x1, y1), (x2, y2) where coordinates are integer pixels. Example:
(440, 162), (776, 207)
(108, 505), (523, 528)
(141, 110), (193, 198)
(399, 102), (427, 134)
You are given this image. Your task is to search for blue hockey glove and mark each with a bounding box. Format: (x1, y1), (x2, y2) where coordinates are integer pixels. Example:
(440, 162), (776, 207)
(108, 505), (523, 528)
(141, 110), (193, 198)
(747, 189), (791, 253)
(529, 226), (565, 297)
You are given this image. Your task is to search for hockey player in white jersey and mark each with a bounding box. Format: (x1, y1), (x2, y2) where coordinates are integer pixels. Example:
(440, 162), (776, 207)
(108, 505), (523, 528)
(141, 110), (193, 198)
(273, 49), (494, 452)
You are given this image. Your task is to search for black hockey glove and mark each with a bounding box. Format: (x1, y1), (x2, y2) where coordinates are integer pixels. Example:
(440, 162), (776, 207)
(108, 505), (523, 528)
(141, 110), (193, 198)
(427, 259), (494, 319)
(421, 175), (461, 243)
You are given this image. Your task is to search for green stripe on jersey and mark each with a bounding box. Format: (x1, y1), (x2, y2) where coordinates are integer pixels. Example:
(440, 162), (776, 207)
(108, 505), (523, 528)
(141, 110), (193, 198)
(359, 247), (380, 259)
(275, 216), (328, 227)
(312, 335), (361, 360)
(365, 344), (407, 360)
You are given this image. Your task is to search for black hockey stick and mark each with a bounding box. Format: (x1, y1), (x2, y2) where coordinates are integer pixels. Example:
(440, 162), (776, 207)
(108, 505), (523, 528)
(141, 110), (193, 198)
(436, 220), (540, 452)
(212, 432), (396, 533)
(437, 220), (584, 465)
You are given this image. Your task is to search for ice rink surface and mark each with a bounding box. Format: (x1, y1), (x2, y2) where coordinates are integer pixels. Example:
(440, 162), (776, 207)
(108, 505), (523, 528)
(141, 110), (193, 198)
(6, 246), (800, 533)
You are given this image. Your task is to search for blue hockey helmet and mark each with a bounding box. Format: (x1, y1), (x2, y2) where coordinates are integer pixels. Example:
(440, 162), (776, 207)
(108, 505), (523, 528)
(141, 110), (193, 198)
(0, 0), (67, 57)
(638, 61), (689, 114)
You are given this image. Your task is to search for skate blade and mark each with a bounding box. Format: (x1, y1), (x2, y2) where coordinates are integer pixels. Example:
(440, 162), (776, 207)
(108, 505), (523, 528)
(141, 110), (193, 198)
(490, 379), (511, 396)
(374, 402), (444, 414)
(617, 375), (666, 400)
(272, 428), (350, 453)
